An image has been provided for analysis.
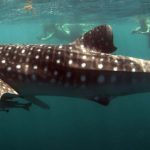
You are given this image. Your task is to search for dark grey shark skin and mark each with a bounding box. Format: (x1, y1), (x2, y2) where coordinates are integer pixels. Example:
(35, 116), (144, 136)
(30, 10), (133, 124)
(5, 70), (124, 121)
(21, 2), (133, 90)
(0, 25), (150, 107)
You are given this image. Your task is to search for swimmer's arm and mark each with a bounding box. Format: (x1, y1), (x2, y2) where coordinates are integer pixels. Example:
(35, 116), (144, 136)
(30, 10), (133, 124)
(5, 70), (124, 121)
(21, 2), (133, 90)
(132, 27), (141, 34)
(41, 33), (54, 41)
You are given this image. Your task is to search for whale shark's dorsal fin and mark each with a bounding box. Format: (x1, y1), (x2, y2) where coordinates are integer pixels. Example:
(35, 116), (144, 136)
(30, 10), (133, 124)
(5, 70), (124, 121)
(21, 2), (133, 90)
(72, 25), (117, 53)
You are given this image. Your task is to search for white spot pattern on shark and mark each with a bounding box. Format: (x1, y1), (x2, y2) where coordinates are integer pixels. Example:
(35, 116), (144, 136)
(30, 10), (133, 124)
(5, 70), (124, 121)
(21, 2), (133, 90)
(0, 25), (149, 111)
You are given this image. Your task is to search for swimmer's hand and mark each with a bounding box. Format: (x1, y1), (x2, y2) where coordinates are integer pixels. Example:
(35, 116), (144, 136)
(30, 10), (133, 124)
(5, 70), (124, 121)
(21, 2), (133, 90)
(131, 27), (141, 34)
(132, 29), (150, 34)
(40, 33), (54, 41)
(37, 36), (48, 41)
(131, 30), (140, 34)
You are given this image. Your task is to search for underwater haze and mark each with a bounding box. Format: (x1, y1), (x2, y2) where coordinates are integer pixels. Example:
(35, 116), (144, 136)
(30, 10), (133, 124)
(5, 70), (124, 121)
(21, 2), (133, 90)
(0, 0), (150, 150)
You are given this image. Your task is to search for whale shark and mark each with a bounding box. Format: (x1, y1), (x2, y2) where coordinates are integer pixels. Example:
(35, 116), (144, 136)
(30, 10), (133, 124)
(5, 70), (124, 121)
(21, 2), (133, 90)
(0, 24), (150, 111)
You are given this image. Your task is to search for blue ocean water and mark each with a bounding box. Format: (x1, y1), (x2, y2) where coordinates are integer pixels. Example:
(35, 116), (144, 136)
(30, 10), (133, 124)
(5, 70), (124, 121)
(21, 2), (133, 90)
(0, 0), (150, 150)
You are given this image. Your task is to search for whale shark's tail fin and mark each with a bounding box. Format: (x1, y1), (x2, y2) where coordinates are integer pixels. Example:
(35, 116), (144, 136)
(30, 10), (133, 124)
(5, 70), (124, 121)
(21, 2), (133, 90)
(72, 25), (117, 53)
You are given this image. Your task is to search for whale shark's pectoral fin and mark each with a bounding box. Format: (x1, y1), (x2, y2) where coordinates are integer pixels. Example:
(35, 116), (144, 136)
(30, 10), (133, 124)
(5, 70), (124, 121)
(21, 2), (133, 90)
(89, 96), (115, 106)
(22, 96), (50, 110)
(1, 94), (49, 110)
(0, 79), (49, 110)
(72, 24), (117, 53)
(1, 94), (50, 110)
(0, 79), (19, 101)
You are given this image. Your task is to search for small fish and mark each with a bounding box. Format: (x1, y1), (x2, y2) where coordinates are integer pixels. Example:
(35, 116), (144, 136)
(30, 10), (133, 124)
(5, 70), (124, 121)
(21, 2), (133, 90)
(0, 24), (149, 110)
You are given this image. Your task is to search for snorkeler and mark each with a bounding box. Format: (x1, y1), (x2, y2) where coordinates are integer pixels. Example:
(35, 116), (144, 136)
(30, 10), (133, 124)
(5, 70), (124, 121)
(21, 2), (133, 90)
(132, 16), (150, 47)
(38, 23), (94, 43)
(23, 0), (36, 14)
(132, 16), (150, 34)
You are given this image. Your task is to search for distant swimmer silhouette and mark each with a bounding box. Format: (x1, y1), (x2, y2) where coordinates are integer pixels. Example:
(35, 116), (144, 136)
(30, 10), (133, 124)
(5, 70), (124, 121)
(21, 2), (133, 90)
(132, 16), (150, 47)
(38, 23), (94, 43)
(23, 0), (36, 14)
(132, 17), (150, 34)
